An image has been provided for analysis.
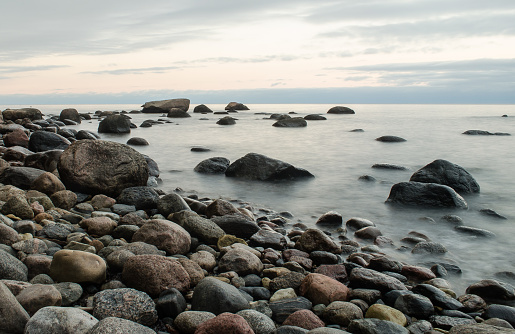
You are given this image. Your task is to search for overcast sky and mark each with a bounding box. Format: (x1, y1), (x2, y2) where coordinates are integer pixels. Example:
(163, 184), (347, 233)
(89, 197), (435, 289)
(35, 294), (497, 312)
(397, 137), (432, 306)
(1, 0), (515, 104)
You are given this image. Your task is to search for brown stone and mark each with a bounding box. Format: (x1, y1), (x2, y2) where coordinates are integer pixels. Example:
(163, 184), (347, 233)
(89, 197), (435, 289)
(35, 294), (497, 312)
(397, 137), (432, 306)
(3, 129), (29, 148)
(16, 284), (62, 315)
(295, 228), (341, 253)
(132, 219), (191, 255)
(314, 264), (348, 283)
(79, 216), (117, 236)
(283, 309), (325, 329)
(31, 172), (65, 195)
(50, 190), (77, 210)
(299, 273), (349, 305)
(90, 194), (116, 210)
(205, 199), (241, 218)
(49, 249), (107, 284)
(401, 265), (436, 282)
(194, 312), (254, 334)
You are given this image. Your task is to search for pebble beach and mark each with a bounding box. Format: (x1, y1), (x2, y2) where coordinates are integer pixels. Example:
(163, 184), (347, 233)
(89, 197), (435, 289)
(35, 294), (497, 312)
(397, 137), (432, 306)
(1, 101), (515, 334)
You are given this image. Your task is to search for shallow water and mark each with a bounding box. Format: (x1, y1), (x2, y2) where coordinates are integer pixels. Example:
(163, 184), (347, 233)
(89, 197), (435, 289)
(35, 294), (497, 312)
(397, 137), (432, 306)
(15, 103), (515, 293)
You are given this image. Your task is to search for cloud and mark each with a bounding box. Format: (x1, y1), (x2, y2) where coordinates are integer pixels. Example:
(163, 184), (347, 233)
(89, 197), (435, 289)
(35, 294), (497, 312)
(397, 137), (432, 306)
(81, 66), (180, 75)
(0, 65), (68, 74)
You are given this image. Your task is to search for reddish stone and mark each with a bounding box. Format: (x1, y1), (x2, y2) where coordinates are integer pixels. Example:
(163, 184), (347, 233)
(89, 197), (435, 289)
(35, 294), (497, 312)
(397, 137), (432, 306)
(299, 273), (349, 305)
(282, 309), (325, 329)
(282, 249), (310, 261)
(194, 313), (254, 334)
(314, 264), (348, 283)
(3, 129), (29, 148)
(401, 265), (436, 282)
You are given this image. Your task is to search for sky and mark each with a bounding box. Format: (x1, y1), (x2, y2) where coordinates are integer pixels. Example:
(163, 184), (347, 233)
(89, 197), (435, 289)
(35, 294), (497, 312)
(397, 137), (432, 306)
(1, 0), (515, 104)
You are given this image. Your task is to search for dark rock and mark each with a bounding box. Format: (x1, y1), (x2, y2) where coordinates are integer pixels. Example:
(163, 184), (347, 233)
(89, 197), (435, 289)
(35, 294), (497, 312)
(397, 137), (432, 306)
(327, 106), (355, 114)
(372, 163), (408, 170)
(412, 284), (463, 310)
(483, 304), (515, 327)
(76, 130), (99, 140)
(410, 159), (480, 194)
(239, 287), (271, 301)
(269, 297), (312, 323)
(346, 217), (375, 230)
(269, 272), (306, 292)
(217, 116), (237, 125)
(60, 108), (82, 124)
(250, 229), (287, 250)
(412, 241), (447, 255)
(454, 225), (496, 237)
(127, 137), (149, 146)
(273, 117), (307, 127)
(191, 277), (250, 315)
(98, 115), (131, 133)
(304, 114), (327, 120)
(348, 318), (409, 334)
(394, 293), (434, 319)
(93, 288), (157, 326)
(386, 181), (468, 209)
(156, 287), (187, 319)
(463, 129), (511, 136)
(225, 153), (314, 181)
(295, 228), (341, 254)
(167, 108), (191, 118)
(449, 323), (515, 333)
(194, 312), (254, 334)
(480, 208), (508, 219)
(375, 135), (406, 142)
(194, 157), (231, 174)
(0, 166), (45, 190)
(349, 267), (406, 293)
(0, 250), (28, 281)
(117, 186), (159, 210)
(191, 146), (211, 152)
(194, 104), (213, 113)
(2, 108), (43, 121)
(466, 280), (515, 303)
(211, 214), (261, 239)
(28, 131), (71, 152)
(316, 211), (343, 227)
(24, 150), (63, 172)
(429, 315), (476, 330)
(58, 140), (148, 197)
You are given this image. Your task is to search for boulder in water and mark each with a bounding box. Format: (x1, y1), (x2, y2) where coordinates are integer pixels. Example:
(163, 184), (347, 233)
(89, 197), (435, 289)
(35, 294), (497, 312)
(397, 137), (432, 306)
(2, 108), (43, 121)
(59, 108), (82, 124)
(386, 181), (468, 209)
(327, 106), (355, 114)
(376, 135), (407, 142)
(225, 153), (314, 181)
(28, 131), (71, 152)
(57, 140), (149, 197)
(410, 159), (480, 194)
(193, 104), (213, 113)
(167, 108), (191, 118)
(225, 102), (249, 111)
(217, 116), (237, 125)
(141, 98), (190, 113)
(194, 157), (230, 174)
(98, 115), (131, 133)
(273, 117), (307, 127)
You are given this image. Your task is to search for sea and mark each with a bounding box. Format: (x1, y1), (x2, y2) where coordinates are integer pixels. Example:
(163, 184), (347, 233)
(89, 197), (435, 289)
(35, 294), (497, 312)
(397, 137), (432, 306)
(10, 103), (515, 294)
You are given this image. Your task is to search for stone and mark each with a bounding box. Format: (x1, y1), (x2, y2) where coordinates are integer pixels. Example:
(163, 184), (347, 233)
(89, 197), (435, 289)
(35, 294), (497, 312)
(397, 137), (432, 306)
(269, 272), (306, 292)
(455, 225), (496, 237)
(24, 306), (98, 334)
(250, 229), (287, 250)
(1, 194), (34, 219)
(394, 293), (434, 319)
(237, 309), (275, 334)
(304, 114), (327, 120)
(53, 282), (83, 306)
(375, 135), (406, 142)
(299, 273), (349, 306)
(226, 153), (314, 181)
(347, 318), (409, 334)
(0, 250), (28, 281)
(168, 108), (191, 118)
(28, 131), (71, 152)
(322, 301), (364, 327)
(122, 254), (190, 296)
(412, 283), (463, 310)
(401, 265), (437, 282)
(412, 241), (448, 255)
(449, 323), (515, 333)
(157, 193), (190, 216)
(410, 159), (480, 194)
(194, 104), (213, 113)
(315, 265), (348, 283)
(98, 114), (131, 133)
(218, 248), (264, 276)
(93, 288), (157, 326)
(217, 116), (237, 125)
(3, 129), (29, 148)
(156, 287), (187, 318)
(211, 214), (261, 239)
(89, 317), (155, 334)
(174, 311), (216, 334)
(0, 166), (45, 190)
(49, 190), (77, 210)
(273, 117), (308, 127)
(365, 303), (407, 326)
(2, 108), (43, 121)
(15, 284), (62, 315)
(0, 222), (19, 246)
(386, 181), (468, 208)
(269, 297), (313, 323)
(225, 102), (249, 110)
(349, 267), (407, 293)
(59, 108), (82, 123)
(171, 210), (225, 245)
(142, 98), (190, 113)
(483, 304), (515, 327)
(117, 186), (160, 210)
(49, 249), (106, 284)
(31, 171), (66, 195)
(0, 281), (30, 334)
(194, 157), (231, 174)
(283, 309), (325, 329)
(295, 228), (341, 253)
(79, 216), (117, 236)
(57, 140), (148, 197)
(132, 219), (191, 255)
(191, 277), (250, 314)
(458, 294), (487, 312)
(354, 226), (382, 240)
(126, 137), (149, 145)
(195, 312), (254, 334)
(327, 106), (355, 114)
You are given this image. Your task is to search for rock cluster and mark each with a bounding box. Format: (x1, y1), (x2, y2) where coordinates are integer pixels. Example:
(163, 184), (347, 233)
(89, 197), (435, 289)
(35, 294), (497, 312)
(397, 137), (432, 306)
(1, 106), (514, 334)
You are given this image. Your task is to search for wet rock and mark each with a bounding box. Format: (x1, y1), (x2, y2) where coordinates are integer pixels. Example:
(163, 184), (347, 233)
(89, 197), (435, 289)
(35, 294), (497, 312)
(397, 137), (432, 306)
(314, 265), (348, 283)
(0, 166), (46, 190)
(93, 288), (157, 326)
(410, 159), (480, 194)
(2, 107), (43, 121)
(0, 281), (30, 334)
(273, 117), (308, 127)
(50, 190), (77, 210)
(348, 318), (409, 334)
(349, 267), (407, 293)
(449, 323), (515, 333)
(466, 279), (515, 303)
(168, 108), (191, 118)
(371, 163), (408, 170)
(211, 214), (260, 239)
(386, 181), (468, 208)
(58, 140), (148, 197)
(191, 277), (250, 315)
(59, 108), (81, 123)
(455, 225), (496, 237)
(117, 186), (159, 210)
(354, 226), (382, 240)
(483, 304), (515, 327)
(375, 135), (406, 142)
(194, 104), (213, 113)
(24, 306), (98, 334)
(430, 315), (476, 330)
(269, 272), (306, 292)
(219, 248), (264, 276)
(367, 256), (403, 273)
(171, 210), (226, 244)
(250, 228), (287, 250)
(327, 106), (355, 114)
(142, 98), (190, 113)
(283, 309), (325, 329)
(346, 217), (375, 230)
(194, 157), (231, 174)
(295, 228), (341, 253)
(225, 102), (249, 110)
(217, 116), (237, 125)
(237, 309), (276, 334)
(458, 294), (487, 313)
(322, 301), (363, 327)
(98, 114), (131, 133)
(394, 293), (434, 319)
(28, 131), (71, 152)
(316, 211), (343, 227)
(3, 128), (29, 148)
(156, 193), (190, 216)
(412, 284), (463, 310)
(412, 241), (448, 255)
(132, 219), (191, 255)
(480, 208), (508, 219)
(31, 171), (66, 195)
(269, 297), (313, 323)
(226, 153), (314, 181)
(24, 150), (63, 172)
(122, 254), (190, 296)
(401, 265), (437, 282)
(127, 137), (149, 145)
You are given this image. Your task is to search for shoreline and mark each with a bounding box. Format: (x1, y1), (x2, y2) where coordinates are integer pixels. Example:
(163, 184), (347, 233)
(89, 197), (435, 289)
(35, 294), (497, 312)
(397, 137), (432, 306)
(0, 106), (514, 333)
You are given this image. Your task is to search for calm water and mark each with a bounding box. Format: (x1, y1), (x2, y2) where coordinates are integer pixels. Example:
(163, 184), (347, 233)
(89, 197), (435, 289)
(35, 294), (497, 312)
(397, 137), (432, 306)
(14, 103), (515, 293)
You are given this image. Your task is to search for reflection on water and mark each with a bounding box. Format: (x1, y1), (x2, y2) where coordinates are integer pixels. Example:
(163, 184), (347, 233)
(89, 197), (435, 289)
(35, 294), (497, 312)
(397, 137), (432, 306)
(24, 103), (515, 294)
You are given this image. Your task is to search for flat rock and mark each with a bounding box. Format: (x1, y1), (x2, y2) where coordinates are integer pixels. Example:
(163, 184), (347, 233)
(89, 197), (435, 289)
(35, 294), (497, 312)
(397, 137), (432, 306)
(348, 318), (409, 334)
(24, 306), (98, 334)
(386, 181), (468, 209)
(349, 267), (407, 293)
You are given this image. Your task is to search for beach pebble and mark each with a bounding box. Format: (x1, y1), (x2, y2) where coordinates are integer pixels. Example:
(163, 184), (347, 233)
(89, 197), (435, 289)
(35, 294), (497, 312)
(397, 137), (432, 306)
(394, 293), (434, 319)
(269, 296), (312, 323)
(299, 273), (349, 306)
(24, 306), (98, 334)
(195, 312), (254, 334)
(0, 250), (29, 281)
(466, 279), (515, 302)
(237, 309), (277, 334)
(79, 216), (117, 236)
(483, 304), (515, 327)
(350, 267), (406, 292)
(122, 254), (190, 296)
(0, 281), (30, 334)
(191, 277), (250, 314)
(89, 317), (155, 334)
(93, 288), (157, 326)
(132, 219), (191, 255)
(322, 301), (363, 326)
(283, 309), (325, 329)
(348, 318), (409, 334)
(218, 248), (264, 276)
(295, 228), (341, 253)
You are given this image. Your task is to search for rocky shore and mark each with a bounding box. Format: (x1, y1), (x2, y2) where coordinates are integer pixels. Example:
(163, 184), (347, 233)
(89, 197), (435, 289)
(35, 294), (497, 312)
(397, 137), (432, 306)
(0, 103), (514, 334)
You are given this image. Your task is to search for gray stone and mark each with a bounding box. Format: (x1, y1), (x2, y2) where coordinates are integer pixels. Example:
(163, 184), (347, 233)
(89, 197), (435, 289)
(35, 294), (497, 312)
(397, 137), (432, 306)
(349, 267), (406, 293)
(211, 214), (261, 239)
(53, 282), (83, 306)
(171, 210), (226, 244)
(394, 293), (434, 319)
(0, 281), (30, 334)
(347, 318), (409, 334)
(386, 181), (468, 208)
(24, 306), (98, 334)
(89, 317), (155, 334)
(194, 157), (231, 174)
(273, 117), (308, 127)
(0, 250), (28, 281)
(237, 309), (276, 334)
(269, 297), (312, 323)
(98, 115), (131, 133)
(174, 311), (216, 334)
(191, 277), (250, 314)
(157, 193), (190, 216)
(117, 186), (160, 210)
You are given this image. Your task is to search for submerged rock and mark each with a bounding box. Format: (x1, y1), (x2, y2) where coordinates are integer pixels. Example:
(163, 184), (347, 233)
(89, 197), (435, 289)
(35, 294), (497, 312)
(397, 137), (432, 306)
(225, 102), (249, 111)
(375, 135), (407, 142)
(273, 118), (307, 127)
(98, 115), (131, 134)
(327, 106), (355, 114)
(386, 181), (468, 209)
(194, 104), (213, 113)
(194, 157), (231, 174)
(225, 153), (314, 181)
(410, 159), (480, 194)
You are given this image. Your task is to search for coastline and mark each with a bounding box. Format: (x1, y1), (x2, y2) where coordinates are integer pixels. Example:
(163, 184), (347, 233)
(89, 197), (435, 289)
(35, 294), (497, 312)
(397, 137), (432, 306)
(0, 104), (514, 333)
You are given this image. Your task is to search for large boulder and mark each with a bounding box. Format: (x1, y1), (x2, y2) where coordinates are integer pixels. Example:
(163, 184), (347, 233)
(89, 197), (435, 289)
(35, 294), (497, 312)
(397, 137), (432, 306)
(225, 153), (314, 181)
(57, 140), (148, 197)
(386, 181), (468, 209)
(98, 115), (131, 133)
(167, 108), (191, 118)
(2, 108), (43, 121)
(273, 117), (308, 127)
(0, 281), (30, 334)
(194, 157), (231, 174)
(225, 102), (249, 110)
(28, 131), (71, 152)
(60, 108), (82, 124)
(141, 98), (190, 113)
(410, 159), (480, 194)
(194, 104), (213, 113)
